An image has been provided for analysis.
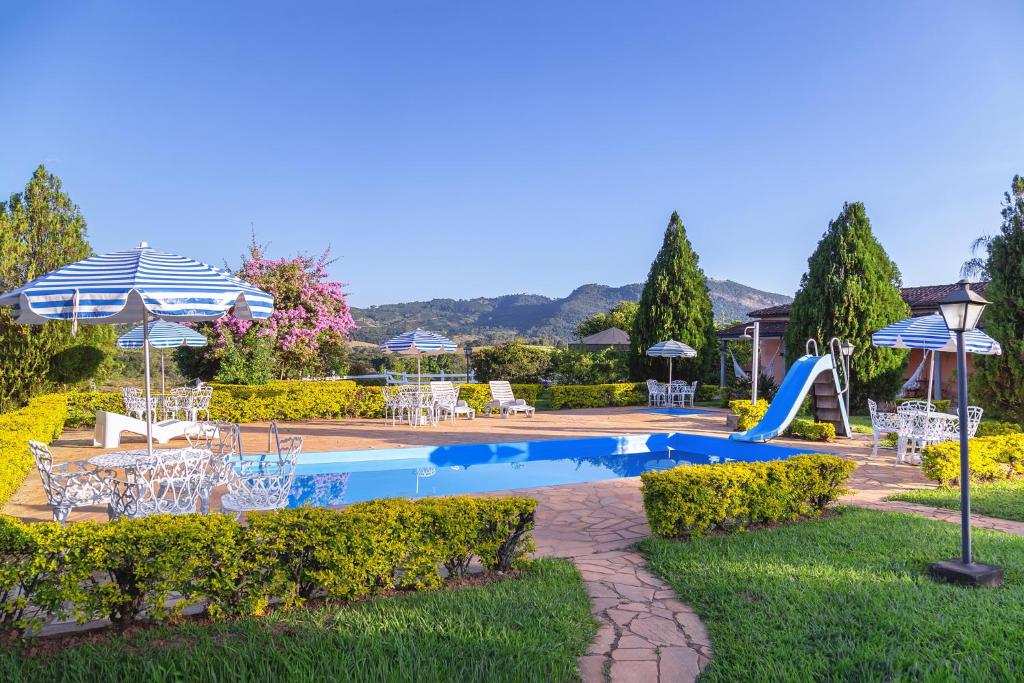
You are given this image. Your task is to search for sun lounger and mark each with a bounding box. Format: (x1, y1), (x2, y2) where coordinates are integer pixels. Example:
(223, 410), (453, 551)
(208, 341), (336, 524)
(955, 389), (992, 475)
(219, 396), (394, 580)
(92, 410), (195, 448)
(487, 381), (535, 418)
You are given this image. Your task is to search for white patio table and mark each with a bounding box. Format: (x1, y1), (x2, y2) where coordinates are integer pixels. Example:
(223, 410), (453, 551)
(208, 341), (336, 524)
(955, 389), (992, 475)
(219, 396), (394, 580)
(897, 411), (959, 464)
(88, 447), (210, 470)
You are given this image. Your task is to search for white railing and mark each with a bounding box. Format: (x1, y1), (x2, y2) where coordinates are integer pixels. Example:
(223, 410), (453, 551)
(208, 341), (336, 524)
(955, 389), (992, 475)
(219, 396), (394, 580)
(301, 371), (476, 385)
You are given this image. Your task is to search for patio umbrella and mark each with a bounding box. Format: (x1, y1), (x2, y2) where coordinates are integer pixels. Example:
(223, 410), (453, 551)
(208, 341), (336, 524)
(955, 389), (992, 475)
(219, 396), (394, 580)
(0, 242), (273, 455)
(646, 340), (697, 383)
(380, 328), (457, 380)
(117, 320), (208, 396)
(871, 312), (1002, 404)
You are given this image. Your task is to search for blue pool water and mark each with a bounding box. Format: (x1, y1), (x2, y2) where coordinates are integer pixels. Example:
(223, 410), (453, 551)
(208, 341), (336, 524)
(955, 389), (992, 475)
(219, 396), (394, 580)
(287, 432), (825, 508)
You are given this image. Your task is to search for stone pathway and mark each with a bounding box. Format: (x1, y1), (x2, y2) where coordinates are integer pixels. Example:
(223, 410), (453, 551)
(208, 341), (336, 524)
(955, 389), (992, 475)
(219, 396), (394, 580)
(853, 497), (1024, 536)
(508, 479), (710, 682)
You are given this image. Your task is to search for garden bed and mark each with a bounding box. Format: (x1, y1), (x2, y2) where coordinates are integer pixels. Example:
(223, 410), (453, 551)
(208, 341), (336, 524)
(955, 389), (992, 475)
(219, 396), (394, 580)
(0, 558), (596, 682)
(641, 507), (1024, 681)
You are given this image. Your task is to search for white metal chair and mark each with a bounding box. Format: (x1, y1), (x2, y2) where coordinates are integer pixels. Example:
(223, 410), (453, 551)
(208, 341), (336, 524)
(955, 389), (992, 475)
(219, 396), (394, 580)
(646, 380), (667, 407)
(381, 386), (402, 425)
(220, 439), (301, 520)
(107, 451), (209, 519)
(867, 399), (901, 457)
(29, 441), (112, 523)
(487, 381), (535, 418)
(432, 384), (460, 425)
(189, 385), (214, 421)
(962, 405), (984, 438)
(896, 402), (937, 464)
(162, 387), (192, 421)
(189, 422), (242, 513)
(122, 387), (157, 421)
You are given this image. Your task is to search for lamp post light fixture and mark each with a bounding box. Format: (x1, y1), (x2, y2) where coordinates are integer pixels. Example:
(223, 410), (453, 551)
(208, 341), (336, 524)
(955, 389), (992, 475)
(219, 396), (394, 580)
(840, 340), (854, 416)
(464, 344), (474, 383)
(928, 280), (1003, 587)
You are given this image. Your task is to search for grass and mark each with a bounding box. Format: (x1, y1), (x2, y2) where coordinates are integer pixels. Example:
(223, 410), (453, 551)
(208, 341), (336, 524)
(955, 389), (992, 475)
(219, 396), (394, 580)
(848, 414), (873, 435)
(641, 507), (1024, 682)
(889, 480), (1024, 522)
(0, 559), (597, 683)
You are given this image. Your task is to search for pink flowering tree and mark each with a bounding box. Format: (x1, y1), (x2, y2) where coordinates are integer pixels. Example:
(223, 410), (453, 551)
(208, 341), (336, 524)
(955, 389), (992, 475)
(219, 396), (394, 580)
(180, 241), (357, 382)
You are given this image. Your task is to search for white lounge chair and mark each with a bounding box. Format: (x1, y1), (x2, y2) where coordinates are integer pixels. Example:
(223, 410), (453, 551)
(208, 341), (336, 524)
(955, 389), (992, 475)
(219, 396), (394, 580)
(92, 410), (195, 448)
(487, 381), (535, 418)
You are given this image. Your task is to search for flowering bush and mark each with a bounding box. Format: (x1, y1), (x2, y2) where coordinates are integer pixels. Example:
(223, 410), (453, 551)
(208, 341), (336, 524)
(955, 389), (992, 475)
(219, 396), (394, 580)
(182, 241), (357, 382)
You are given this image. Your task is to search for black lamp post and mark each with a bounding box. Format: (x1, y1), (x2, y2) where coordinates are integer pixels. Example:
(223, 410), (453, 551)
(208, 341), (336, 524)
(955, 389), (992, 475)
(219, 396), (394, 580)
(840, 340), (854, 416)
(928, 280), (1003, 587)
(464, 344), (474, 383)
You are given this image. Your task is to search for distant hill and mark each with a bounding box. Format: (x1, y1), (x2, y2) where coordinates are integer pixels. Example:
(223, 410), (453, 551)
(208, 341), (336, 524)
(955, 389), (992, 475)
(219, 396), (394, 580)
(351, 279), (791, 345)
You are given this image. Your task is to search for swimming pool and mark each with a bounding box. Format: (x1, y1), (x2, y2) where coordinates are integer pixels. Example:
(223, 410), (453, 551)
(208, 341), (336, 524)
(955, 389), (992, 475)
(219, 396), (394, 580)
(287, 432), (825, 508)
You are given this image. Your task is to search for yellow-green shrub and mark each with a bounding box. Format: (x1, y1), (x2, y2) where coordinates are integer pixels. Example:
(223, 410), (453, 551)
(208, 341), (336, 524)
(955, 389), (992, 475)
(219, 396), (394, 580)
(0, 395), (68, 508)
(640, 454), (855, 538)
(729, 399), (769, 431)
(65, 391), (123, 428)
(0, 496), (537, 635)
(921, 434), (1024, 486)
(549, 383), (646, 410)
(786, 418), (837, 442)
(975, 421), (1022, 437)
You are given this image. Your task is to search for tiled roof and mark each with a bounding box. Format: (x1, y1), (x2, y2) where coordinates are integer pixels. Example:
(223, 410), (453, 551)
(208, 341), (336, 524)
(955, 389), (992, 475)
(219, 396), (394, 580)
(745, 282), (989, 319)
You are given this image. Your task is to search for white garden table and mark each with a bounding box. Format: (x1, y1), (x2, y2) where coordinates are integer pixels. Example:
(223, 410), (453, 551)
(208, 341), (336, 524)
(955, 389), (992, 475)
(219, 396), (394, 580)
(88, 447), (209, 470)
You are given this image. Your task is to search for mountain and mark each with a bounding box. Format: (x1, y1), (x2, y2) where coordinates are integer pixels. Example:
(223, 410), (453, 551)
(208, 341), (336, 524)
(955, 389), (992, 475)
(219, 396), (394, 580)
(351, 279), (791, 345)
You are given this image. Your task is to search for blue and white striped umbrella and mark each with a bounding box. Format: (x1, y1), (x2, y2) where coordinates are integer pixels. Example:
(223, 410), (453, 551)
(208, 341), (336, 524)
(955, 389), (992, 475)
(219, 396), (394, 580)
(380, 328), (457, 356)
(0, 242), (273, 326)
(117, 320), (207, 349)
(646, 340), (697, 384)
(872, 313), (1002, 355)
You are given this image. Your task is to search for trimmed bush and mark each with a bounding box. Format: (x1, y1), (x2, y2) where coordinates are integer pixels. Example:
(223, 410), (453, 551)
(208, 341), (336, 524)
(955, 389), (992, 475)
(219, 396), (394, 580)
(549, 383), (645, 410)
(65, 391), (122, 427)
(0, 395), (68, 508)
(729, 399), (769, 431)
(786, 418), (837, 442)
(975, 421), (1023, 437)
(921, 434), (1024, 486)
(0, 496), (537, 636)
(640, 454), (856, 538)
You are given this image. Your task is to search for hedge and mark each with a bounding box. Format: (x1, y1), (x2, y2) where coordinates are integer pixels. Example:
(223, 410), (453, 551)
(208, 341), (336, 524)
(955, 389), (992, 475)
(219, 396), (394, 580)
(729, 399), (769, 431)
(0, 496), (537, 636)
(921, 434), (1024, 486)
(640, 454), (856, 538)
(975, 421), (1023, 437)
(63, 382), (544, 427)
(0, 395), (68, 508)
(550, 383), (645, 410)
(786, 418), (837, 442)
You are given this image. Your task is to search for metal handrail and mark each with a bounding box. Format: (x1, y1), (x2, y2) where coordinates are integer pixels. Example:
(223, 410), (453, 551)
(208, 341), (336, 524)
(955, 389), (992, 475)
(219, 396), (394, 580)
(829, 337), (850, 398)
(805, 338), (819, 357)
(268, 419), (281, 455)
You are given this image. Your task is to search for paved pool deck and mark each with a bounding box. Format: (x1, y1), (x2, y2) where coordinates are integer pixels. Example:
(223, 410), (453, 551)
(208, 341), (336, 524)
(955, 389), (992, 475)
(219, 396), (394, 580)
(3, 406), (946, 682)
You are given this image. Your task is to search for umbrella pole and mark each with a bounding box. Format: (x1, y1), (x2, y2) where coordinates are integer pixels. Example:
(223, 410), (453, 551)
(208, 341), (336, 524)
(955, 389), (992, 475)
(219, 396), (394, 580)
(926, 350), (935, 409)
(668, 358), (673, 384)
(142, 310), (154, 456)
(161, 350), (165, 397)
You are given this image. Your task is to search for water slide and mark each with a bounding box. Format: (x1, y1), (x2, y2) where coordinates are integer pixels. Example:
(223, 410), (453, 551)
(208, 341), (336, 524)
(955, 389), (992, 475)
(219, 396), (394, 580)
(729, 353), (848, 443)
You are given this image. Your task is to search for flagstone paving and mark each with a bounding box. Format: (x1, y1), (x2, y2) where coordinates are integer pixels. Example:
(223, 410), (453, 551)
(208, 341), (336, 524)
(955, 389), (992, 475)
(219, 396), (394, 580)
(6, 406), (970, 682)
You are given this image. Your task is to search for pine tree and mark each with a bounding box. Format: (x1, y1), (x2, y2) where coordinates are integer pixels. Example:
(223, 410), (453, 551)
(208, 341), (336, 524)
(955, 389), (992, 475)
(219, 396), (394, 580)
(0, 166), (116, 408)
(783, 202), (909, 408)
(630, 212), (717, 380)
(973, 175), (1024, 421)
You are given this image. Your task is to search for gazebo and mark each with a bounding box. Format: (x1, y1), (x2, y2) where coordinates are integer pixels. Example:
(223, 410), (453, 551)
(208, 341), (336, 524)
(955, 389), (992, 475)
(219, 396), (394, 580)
(576, 327), (631, 352)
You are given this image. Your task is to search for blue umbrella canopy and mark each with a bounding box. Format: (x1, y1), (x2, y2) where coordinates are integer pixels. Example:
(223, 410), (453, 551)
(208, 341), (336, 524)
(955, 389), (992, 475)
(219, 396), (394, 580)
(117, 320), (207, 349)
(0, 242), (273, 326)
(380, 329), (457, 355)
(872, 313), (1002, 355)
(646, 340), (698, 358)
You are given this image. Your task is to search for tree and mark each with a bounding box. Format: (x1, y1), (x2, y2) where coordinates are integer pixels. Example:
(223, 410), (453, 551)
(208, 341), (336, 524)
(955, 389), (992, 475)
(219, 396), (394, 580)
(179, 239), (357, 382)
(783, 202), (909, 408)
(972, 175), (1024, 421)
(576, 301), (638, 340)
(471, 341), (553, 383)
(630, 212), (717, 381)
(0, 166), (116, 408)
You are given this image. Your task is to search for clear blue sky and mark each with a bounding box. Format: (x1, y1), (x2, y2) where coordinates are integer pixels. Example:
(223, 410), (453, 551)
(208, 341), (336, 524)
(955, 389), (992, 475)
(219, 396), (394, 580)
(2, 2), (1022, 307)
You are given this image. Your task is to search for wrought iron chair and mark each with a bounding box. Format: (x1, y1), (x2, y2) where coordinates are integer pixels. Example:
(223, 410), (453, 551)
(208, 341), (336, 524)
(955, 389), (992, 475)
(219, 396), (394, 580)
(188, 422), (242, 514)
(646, 380), (667, 407)
(220, 438), (301, 520)
(189, 385), (214, 421)
(867, 399), (901, 457)
(107, 451), (208, 519)
(29, 441), (112, 523)
(121, 387), (157, 421)
(162, 387), (193, 421)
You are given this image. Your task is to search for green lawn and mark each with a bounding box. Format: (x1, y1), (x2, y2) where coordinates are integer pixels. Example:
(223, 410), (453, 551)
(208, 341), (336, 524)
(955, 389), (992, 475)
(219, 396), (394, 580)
(889, 480), (1024, 522)
(0, 559), (596, 683)
(641, 507), (1024, 682)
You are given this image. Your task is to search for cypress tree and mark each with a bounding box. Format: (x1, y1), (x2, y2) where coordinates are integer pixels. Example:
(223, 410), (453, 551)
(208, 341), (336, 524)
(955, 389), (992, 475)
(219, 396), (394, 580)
(0, 166), (115, 408)
(973, 175), (1024, 421)
(630, 212), (717, 380)
(783, 202), (909, 408)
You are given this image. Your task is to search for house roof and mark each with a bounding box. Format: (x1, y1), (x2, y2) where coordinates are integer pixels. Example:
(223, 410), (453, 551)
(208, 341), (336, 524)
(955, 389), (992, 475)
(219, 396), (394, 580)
(746, 282), (990, 320)
(580, 327), (630, 345)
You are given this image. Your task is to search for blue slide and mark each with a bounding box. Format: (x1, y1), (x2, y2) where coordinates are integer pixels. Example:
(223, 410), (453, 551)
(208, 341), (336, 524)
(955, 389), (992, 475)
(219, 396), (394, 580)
(730, 354), (845, 443)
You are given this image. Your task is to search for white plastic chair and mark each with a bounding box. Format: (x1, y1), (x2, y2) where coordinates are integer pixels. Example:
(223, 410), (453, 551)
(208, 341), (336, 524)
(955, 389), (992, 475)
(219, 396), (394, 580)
(29, 441), (112, 523)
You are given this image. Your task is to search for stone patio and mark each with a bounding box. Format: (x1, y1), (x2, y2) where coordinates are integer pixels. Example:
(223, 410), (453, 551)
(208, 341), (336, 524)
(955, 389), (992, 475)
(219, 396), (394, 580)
(4, 406), (947, 682)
